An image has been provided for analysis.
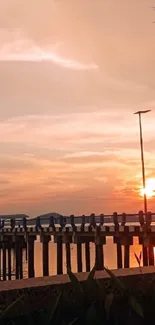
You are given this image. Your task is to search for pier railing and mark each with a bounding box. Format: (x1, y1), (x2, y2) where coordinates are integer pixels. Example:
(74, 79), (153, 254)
(0, 211), (154, 281)
(1, 211), (155, 227)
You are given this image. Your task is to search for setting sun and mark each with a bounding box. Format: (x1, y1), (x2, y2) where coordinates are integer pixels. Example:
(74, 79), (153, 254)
(140, 178), (155, 198)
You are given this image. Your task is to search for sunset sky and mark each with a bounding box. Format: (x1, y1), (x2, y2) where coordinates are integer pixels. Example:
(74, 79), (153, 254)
(0, 0), (155, 216)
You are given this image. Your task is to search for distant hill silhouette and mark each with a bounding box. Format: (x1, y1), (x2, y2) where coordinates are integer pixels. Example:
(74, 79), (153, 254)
(0, 214), (29, 219)
(0, 213), (63, 221)
(30, 212), (63, 220)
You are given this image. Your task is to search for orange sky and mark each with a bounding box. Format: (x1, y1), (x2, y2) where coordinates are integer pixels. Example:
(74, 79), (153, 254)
(0, 0), (155, 216)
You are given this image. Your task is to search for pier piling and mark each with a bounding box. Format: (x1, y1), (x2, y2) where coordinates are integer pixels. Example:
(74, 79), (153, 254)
(116, 243), (123, 269)
(85, 241), (90, 272)
(41, 235), (51, 276)
(8, 243), (12, 280)
(77, 241), (82, 273)
(57, 236), (63, 275)
(27, 236), (36, 278)
(2, 244), (6, 281)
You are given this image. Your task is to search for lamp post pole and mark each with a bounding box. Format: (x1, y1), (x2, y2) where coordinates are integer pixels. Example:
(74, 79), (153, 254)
(134, 110), (151, 217)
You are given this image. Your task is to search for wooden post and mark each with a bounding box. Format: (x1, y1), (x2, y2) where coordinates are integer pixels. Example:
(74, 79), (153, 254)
(8, 244), (12, 280)
(90, 213), (96, 228)
(0, 248), (1, 280)
(2, 243), (6, 281)
(148, 244), (154, 266)
(113, 213), (122, 268)
(119, 236), (133, 269)
(15, 239), (23, 280)
(49, 216), (55, 228)
(142, 246), (148, 266)
(25, 243), (28, 262)
(124, 245), (130, 268)
(23, 216), (27, 232)
(70, 215), (76, 231)
(0, 248), (1, 281)
(121, 213), (126, 226)
(59, 215), (64, 228)
(36, 217), (42, 231)
(100, 214), (104, 225)
(116, 243), (123, 269)
(113, 236), (123, 269)
(57, 236), (63, 275)
(19, 242), (23, 279)
(77, 241), (82, 273)
(27, 236), (36, 278)
(95, 228), (105, 270)
(81, 215), (85, 231)
(65, 242), (71, 270)
(85, 241), (90, 272)
(41, 235), (50, 277)
(95, 244), (104, 270)
(113, 212), (119, 227)
(10, 218), (15, 230)
(15, 242), (20, 280)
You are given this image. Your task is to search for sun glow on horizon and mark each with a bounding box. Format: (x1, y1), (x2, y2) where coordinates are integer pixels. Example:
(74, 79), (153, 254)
(140, 178), (155, 198)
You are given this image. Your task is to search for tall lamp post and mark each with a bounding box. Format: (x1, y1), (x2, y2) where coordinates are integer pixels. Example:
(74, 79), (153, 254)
(134, 110), (151, 217)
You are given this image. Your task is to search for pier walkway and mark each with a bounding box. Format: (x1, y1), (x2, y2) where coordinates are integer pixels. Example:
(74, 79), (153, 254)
(0, 211), (154, 280)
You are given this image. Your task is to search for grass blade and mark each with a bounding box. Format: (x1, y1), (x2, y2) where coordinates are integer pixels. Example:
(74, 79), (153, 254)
(105, 293), (114, 320)
(87, 264), (96, 283)
(67, 267), (80, 285)
(134, 253), (140, 266)
(68, 317), (79, 325)
(67, 267), (83, 294)
(0, 294), (24, 318)
(129, 296), (144, 318)
(104, 267), (125, 291)
(47, 292), (62, 324)
(85, 303), (97, 322)
(139, 252), (142, 262)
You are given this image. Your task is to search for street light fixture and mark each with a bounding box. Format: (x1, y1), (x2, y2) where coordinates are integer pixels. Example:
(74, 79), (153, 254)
(134, 110), (151, 217)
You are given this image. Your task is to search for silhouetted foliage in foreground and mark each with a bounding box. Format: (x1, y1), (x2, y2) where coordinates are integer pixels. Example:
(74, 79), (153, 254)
(1, 265), (155, 325)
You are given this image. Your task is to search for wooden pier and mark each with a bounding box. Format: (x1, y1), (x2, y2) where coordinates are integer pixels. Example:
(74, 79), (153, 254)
(0, 211), (155, 280)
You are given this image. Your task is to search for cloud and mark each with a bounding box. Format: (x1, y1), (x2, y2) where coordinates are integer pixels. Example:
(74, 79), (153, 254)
(63, 151), (111, 158)
(0, 0), (154, 215)
(0, 111), (154, 161)
(0, 109), (153, 216)
(0, 29), (98, 70)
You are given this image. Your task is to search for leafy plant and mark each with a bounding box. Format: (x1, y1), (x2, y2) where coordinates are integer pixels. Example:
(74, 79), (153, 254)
(67, 267), (81, 288)
(104, 266), (144, 318)
(87, 264), (96, 283)
(104, 266), (125, 291)
(0, 265), (152, 325)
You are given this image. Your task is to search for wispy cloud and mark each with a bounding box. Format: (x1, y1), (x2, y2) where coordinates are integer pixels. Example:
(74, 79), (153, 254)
(0, 30), (98, 70)
(0, 0), (154, 216)
(0, 109), (154, 215)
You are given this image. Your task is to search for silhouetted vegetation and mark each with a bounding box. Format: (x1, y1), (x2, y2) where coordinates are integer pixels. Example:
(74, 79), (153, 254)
(1, 265), (155, 324)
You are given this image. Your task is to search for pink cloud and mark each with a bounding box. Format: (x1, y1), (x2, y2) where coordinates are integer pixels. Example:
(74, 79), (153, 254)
(0, 0), (154, 215)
